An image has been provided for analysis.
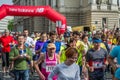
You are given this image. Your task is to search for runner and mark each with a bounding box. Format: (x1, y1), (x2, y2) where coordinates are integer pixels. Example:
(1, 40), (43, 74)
(86, 37), (108, 80)
(48, 47), (80, 80)
(23, 29), (35, 74)
(34, 32), (47, 61)
(108, 37), (120, 80)
(72, 31), (85, 76)
(81, 34), (90, 80)
(60, 38), (76, 63)
(41, 31), (61, 55)
(34, 43), (59, 80)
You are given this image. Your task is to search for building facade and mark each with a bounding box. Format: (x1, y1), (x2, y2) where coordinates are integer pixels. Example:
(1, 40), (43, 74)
(12, 0), (120, 32)
(0, 16), (13, 32)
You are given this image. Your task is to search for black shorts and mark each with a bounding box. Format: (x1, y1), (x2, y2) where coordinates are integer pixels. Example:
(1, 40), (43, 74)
(2, 52), (9, 67)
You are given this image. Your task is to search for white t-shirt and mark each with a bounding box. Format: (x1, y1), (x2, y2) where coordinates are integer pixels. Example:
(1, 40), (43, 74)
(25, 36), (35, 55)
(25, 36), (34, 46)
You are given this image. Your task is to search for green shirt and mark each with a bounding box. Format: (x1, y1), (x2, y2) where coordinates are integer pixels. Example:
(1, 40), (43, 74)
(9, 46), (32, 70)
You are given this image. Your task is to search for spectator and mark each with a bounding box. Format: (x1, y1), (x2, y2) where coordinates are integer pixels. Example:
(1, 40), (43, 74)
(0, 29), (14, 74)
(9, 34), (32, 80)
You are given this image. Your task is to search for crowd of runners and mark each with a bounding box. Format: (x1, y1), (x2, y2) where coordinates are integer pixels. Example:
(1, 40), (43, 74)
(0, 26), (120, 80)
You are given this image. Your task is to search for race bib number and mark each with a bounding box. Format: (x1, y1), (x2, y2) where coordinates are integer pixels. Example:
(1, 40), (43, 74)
(93, 61), (103, 68)
(46, 65), (54, 72)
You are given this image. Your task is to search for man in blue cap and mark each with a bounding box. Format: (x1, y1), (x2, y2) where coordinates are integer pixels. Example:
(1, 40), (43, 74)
(86, 37), (108, 80)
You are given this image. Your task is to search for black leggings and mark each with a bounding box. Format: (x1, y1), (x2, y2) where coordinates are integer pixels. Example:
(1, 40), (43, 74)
(2, 52), (9, 67)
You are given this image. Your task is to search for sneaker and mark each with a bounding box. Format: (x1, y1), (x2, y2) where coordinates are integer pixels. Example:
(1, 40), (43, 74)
(2, 72), (6, 77)
(9, 70), (15, 78)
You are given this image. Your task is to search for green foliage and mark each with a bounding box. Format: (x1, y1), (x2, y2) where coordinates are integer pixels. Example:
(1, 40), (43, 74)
(7, 20), (14, 31)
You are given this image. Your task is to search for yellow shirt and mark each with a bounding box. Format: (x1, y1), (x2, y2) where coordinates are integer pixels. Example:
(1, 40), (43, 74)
(35, 37), (40, 41)
(76, 40), (84, 66)
(112, 38), (117, 45)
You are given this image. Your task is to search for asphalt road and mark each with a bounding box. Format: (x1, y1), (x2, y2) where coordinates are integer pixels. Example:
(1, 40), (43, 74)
(0, 70), (112, 80)
(0, 71), (39, 80)
(0, 61), (113, 80)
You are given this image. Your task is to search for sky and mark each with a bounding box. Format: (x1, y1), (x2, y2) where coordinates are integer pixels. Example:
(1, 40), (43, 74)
(0, 0), (13, 6)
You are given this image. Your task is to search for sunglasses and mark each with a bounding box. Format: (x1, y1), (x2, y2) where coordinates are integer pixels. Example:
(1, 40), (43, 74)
(49, 48), (55, 50)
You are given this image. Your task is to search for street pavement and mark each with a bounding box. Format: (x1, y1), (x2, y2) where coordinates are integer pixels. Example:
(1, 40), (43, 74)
(0, 70), (113, 80)
(0, 60), (113, 80)
(0, 70), (40, 80)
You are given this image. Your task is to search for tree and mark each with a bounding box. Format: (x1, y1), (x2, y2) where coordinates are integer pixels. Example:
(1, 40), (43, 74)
(7, 20), (14, 31)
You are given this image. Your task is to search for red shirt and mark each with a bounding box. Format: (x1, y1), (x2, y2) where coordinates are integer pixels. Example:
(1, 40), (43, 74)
(0, 35), (14, 52)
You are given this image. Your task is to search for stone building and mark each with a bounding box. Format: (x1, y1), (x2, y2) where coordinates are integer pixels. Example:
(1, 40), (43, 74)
(0, 16), (13, 32)
(12, 0), (120, 32)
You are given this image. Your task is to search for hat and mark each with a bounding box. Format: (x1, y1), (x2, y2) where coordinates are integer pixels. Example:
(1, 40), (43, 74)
(4, 29), (9, 33)
(64, 32), (70, 37)
(88, 32), (92, 34)
(47, 43), (56, 49)
(93, 37), (102, 43)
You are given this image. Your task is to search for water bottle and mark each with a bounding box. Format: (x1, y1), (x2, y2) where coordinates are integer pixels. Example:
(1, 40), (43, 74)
(19, 50), (24, 56)
(23, 49), (27, 56)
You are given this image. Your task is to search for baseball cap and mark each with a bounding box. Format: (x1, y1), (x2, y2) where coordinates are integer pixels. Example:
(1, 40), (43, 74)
(64, 32), (70, 37)
(93, 37), (102, 43)
(47, 43), (56, 49)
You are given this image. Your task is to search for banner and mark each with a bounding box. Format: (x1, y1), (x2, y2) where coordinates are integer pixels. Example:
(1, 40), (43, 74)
(0, 4), (67, 34)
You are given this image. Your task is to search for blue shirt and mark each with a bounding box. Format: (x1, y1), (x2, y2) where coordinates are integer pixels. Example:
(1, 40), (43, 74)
(110, 46), (120, 79)
(35, 40), (46, 51)
(41, 40), (61, 54)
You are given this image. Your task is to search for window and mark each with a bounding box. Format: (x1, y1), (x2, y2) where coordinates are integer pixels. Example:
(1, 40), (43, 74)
(108, 0), (112, 5)
(49, 0), (52, 6)
(33, 0), (35, 5)
(53, 0), (56, 7)
(45, 0), (48, 5)
(80, 0), (83, 6)
(29, 0), (31, 5)
(96, 0), (101, 4)
(88, 0), (93, 4)
(61, 0), (64, 7)
(56, 0), (58, 7)
(117, 0), (119, 6)
(119, 19), (120, 27)
(25, 0), (27, 5)
(102, 18), (107, 28)
(95, 21), (98, 24)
